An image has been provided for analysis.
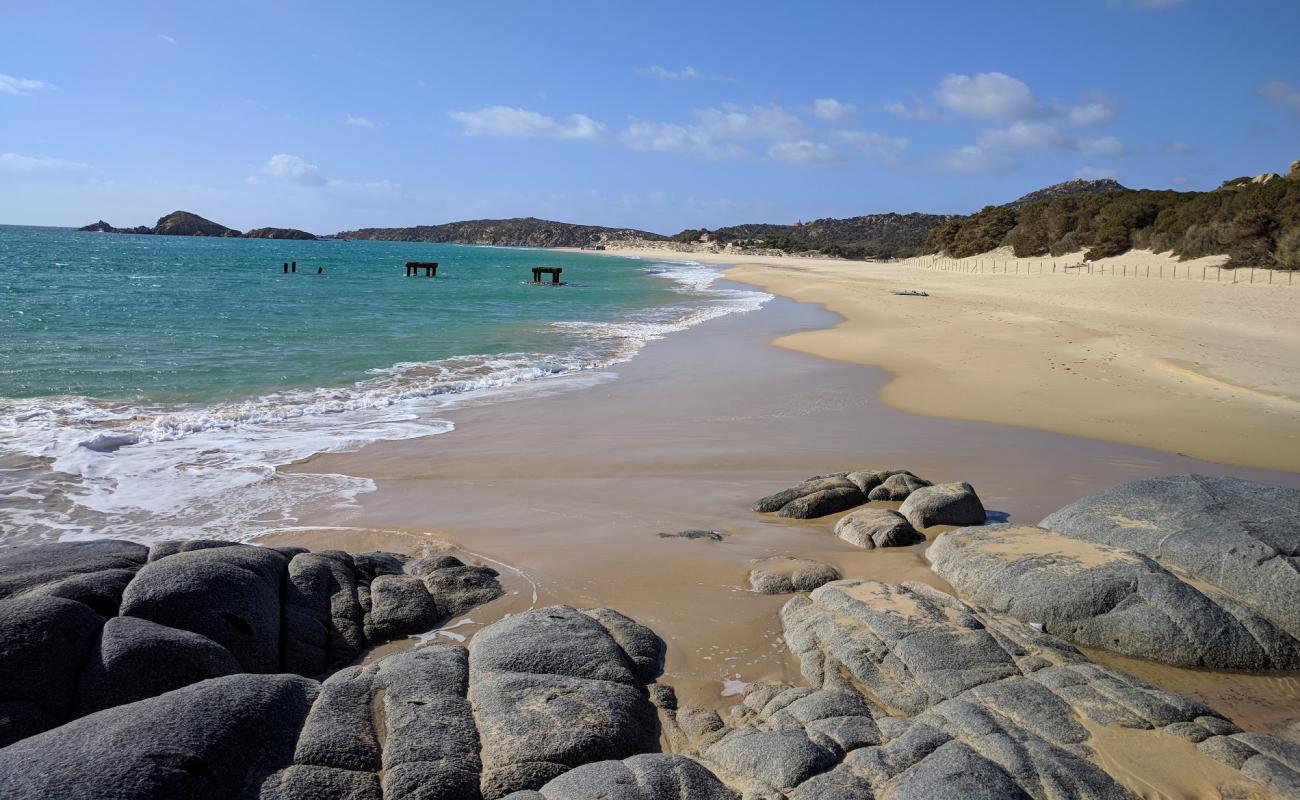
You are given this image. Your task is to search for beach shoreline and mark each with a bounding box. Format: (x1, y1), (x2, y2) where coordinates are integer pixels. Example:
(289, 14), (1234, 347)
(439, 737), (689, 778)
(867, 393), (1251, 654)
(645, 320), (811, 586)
(565, 246), (1300, 473)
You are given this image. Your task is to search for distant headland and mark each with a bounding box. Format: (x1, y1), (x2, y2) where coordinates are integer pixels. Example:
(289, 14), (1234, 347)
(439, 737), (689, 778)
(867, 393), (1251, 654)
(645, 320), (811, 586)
(79, 211), (317, 241)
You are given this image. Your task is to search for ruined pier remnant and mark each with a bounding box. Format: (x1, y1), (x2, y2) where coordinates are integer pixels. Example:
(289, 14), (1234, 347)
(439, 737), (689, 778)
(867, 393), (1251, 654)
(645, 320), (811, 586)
(531, 266), (563, 285)
(405, 261), (438, 277)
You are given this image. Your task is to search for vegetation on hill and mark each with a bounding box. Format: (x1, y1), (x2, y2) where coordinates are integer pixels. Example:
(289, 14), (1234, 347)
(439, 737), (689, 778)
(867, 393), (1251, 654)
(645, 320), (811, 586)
(79, 211), (316, 240)
(674, 213), (952, 259)
(336, 217), (664, 248)
(1006, 178), (1127, 210)
(925, 164), (1300, 268)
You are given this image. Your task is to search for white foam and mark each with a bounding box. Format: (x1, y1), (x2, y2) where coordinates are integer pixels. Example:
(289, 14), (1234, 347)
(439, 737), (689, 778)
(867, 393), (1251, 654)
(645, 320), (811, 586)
(0, 261), (767, 544)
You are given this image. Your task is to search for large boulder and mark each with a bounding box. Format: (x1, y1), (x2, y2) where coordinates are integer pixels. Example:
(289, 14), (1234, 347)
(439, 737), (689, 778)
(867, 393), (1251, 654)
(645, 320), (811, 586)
(0, 540), (147, 599)
(281, 551), (365, 677)
(748, 558), (841, 595)
(834, 508), (924, 549)
(469, 607), (660, 798)
(898, 481), (986, 528)
(866, 472), (931, 501)
(0, 595), (105, 746)
(74, 616), (242, 715)
(500, 754), (737, 800)
(752, 475), (865, 518)
(422, 560), (505, 620)
(1040, 475), (1300, 641)
(364, 574), (441, 643)
(928, 525), (1300, 669)
(0, 674), (318, 800)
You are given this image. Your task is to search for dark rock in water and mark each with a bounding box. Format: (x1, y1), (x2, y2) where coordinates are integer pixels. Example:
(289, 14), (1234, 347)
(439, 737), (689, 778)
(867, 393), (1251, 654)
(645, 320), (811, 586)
(580, 608), (665, 684)
(898, 481), (986, 528)
(752, 475), (858, 514)
(0, 539), (147, 599)
(424, 563), (504, 620)
(0, 595), (105, 747)
(778, 487), (866, 519)
(244, 227), (318, 240)
(77, 220), (116, 232)
(499, 754), (739, 799)
(73, 616), (242, 715)
(118, 544), (288, 673)
(928, 525), (1300, 670)
(1040, 474), (1300, 642)
(834, 508), (924, 549)
(657, 529), (726, 541)
(408, 553), (468, 575)
(866, 471), (931, 501)
(0, 674), (318, 800)
(748, 558), (841, 594)
(151, 210), (241, 237)
(364, 574), (441, 642)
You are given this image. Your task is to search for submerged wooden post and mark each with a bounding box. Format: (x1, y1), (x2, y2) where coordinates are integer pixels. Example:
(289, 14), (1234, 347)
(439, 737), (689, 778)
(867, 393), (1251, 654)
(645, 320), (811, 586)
(405, 261), (437, 277)
(530, 266), (563, 285)
(291, 261), (297, 273)
(283, 262), (288, 273)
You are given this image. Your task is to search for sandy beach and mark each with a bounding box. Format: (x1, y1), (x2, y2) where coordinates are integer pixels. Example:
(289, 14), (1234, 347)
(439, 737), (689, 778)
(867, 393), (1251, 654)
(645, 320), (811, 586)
(273, 283), (1300, 785)
(586, 246), (1300, 473)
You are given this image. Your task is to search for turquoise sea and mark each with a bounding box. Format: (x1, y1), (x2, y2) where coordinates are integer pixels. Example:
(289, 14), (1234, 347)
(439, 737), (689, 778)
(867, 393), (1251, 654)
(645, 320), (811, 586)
(0, 225), (767, 542)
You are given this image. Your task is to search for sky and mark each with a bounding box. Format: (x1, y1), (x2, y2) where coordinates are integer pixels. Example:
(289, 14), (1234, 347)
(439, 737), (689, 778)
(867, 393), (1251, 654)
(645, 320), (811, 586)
(2, 0), (1298, 234)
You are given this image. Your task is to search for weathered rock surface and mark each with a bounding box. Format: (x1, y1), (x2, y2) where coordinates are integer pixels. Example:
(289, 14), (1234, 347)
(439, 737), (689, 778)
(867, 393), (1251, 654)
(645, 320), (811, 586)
(867, 471), (931, 501)
(748, 558), (841, 594)
(834, 508), (924, 549)
(661, 579), (1300, 799)
(0, 539), (502, 744)
(928, 525), (1300, 670)
(1040, 474), (1300, 643)
(898, 481), (986, 528)
(752, 475), (862, 516)
(501, 753), (738, 799)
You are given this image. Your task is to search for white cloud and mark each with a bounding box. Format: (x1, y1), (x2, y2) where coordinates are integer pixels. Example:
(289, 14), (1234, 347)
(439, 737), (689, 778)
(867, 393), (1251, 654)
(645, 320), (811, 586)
(621, 104), (805, 159)
(345, 113), (378, 128)
(1164, 140), (1194, 155)
(1061, 92), (1117, 126)
(832, 131), (909, 164)
(0, 74), (56, 95)
(767, 140), (838, 165)
(0, 153), (93, 182)
(812, 98), (856, 122)
(449, 105), (607, 140)
(941, 123), (1125, 173)
(635, 65), (734, 82)
(937, 72), (1039, 122)
(1260, 81), (1300, 113)
(158, 34), (177, 44)
(1075, 166), (1118, 180)
(260, 154), (327, 187)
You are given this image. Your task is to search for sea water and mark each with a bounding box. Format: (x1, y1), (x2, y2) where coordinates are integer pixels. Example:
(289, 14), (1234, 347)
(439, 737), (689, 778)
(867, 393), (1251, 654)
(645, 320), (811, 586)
(0, 226), (768, 542)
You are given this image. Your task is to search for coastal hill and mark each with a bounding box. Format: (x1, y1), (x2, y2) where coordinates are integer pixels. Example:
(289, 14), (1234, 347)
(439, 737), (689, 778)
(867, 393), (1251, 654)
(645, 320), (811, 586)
(336, 216), (665, 248)
(670, 212), (951, 259)
(1005, 178), (1127, 209)
(925, 159), (1300, 267)
(79, 211), (316, 241)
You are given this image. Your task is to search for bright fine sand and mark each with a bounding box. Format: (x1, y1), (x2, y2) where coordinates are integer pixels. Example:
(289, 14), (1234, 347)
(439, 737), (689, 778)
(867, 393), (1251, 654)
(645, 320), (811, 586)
(267, 265), (1300, 800)
(605, 246), (1300, 472)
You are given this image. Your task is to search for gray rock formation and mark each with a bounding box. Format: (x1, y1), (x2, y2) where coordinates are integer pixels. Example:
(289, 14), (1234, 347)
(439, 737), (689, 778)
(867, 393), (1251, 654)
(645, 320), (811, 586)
(1040, 474), (1300, 643)
(0, 539), (502, 744)
(928, 525), (1300, 669)
(748, 558), (841, 594)
(752, 474), (864, 517)
(833, 508), (924, 549)
(866, 471), (931, 501)
(898, 481), (986, 528)
(662, 579), (1300, 798)
(501, 753), (738, 799)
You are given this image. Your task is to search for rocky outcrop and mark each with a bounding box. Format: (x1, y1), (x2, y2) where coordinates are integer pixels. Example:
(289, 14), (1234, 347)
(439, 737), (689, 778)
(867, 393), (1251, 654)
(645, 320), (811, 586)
(928, 525), (1300, 670)
(501, 754), (738, 800)
(662, 579), (1300, 798)
(866, 471), (930, 501)
(0, 539), (501, 746)
(1040, 475), (1300, 643)
(833, 508), (924, 549)
(898, 481), (986, 528)
(244, 227), (318, 240)
(748, 558), (841, 594)
(77, 212), (315, 239)
(337, 217), (666, 248)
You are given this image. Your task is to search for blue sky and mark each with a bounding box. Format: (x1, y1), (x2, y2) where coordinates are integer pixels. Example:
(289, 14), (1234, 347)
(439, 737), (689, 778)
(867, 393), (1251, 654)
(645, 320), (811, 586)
(3, 0), (1298, 233)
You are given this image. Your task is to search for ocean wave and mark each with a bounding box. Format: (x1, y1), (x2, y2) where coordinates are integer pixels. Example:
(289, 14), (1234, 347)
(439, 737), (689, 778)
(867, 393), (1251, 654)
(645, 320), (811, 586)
(0, 261), (768, 543)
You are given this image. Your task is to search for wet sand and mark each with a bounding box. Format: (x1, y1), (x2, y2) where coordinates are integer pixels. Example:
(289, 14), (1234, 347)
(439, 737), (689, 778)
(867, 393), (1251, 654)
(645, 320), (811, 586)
(280, 290), (1300, 737)
(586, 246), (1300, 472)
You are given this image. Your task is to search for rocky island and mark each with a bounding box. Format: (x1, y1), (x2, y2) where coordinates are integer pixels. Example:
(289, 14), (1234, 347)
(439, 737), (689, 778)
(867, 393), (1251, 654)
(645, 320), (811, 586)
(79, 211), (317, 240)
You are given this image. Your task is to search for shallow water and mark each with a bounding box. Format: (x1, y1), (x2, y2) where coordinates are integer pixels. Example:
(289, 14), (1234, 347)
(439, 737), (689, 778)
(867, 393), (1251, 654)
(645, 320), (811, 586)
(0, 226), (767, 541)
